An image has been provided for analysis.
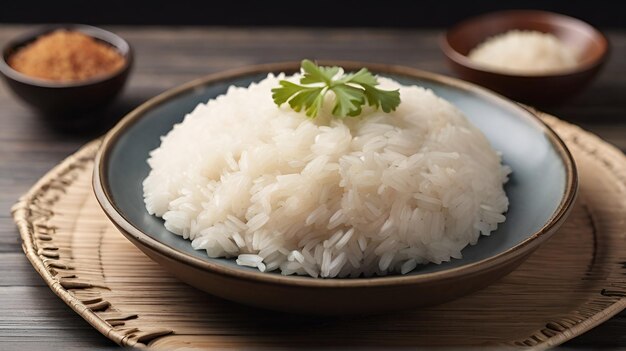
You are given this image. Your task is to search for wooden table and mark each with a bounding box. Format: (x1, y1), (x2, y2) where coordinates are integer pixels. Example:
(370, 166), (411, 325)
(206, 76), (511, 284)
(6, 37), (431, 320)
(1, 25), (625, 349)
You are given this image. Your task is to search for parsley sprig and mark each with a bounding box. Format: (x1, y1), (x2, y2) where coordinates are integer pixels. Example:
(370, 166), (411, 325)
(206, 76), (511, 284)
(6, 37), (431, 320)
(272, 60), (401, 118)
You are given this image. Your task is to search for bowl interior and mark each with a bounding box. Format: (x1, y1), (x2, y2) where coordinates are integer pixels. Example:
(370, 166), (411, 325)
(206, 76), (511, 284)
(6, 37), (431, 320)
(1, 24), (132, 87)
(445, 10), (608, 74)
(102, 67), (570, 278)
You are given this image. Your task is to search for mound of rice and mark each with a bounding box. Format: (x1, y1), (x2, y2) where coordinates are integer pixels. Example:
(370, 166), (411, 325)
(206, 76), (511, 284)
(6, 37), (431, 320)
(143, 73), (510, 278)
(468, 30), (578, 74)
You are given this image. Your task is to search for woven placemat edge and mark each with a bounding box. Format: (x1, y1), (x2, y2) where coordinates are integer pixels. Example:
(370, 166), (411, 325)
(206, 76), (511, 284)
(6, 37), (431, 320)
(535, 115), (626, 349)
(10, 140), (139, 347)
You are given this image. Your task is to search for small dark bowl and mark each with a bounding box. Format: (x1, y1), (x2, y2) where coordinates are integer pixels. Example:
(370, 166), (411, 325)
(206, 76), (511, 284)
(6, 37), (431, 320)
(440, 10), (609, 105)
(0, 24), (132, 129)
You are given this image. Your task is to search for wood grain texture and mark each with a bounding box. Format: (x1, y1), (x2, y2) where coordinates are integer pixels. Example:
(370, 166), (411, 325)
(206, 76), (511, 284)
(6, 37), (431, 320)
(1, 25), (626, 349)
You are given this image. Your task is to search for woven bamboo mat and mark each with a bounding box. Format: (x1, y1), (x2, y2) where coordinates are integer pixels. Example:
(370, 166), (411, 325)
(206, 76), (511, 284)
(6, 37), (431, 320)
(12, 113), (626, 349)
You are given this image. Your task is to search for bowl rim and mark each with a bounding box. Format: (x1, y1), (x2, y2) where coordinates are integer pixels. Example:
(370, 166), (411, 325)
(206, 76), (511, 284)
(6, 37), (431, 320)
(440, 9), (610, 78)
(93, 61), (578, 288)
(0, 23), (133, 88)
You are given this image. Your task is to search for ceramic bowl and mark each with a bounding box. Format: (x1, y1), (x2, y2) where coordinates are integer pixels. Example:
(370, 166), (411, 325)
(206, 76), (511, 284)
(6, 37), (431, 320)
(93, 62), (577, 315)
(0, 24), (132, 129)
(440, 10), (609, 105)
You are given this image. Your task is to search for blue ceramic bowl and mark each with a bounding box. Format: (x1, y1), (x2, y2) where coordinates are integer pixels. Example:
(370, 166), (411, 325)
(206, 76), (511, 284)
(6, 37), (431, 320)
(93, 62), (577, 314)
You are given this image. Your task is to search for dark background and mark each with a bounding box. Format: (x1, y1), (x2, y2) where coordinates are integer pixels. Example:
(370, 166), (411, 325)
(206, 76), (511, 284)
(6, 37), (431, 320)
(2, 0), (625, 28)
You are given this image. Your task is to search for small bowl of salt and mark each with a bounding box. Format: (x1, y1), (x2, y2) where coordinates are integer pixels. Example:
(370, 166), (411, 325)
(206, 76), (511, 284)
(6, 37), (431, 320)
(440, 10), (609, 105)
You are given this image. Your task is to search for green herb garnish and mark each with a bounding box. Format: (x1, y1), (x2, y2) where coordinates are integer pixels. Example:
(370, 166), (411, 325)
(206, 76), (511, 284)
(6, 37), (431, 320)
(272, 60), (401, 118)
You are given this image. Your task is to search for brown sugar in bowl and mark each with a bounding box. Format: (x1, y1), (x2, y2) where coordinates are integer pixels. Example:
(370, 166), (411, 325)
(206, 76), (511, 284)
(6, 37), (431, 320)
(440, 10), (609, 106)
(8, 30), (126, 83)
(0, 24), (132, 129)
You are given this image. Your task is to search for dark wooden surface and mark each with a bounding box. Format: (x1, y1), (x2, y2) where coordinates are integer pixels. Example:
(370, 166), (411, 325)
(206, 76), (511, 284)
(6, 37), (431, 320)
(1, 25), (625, 350)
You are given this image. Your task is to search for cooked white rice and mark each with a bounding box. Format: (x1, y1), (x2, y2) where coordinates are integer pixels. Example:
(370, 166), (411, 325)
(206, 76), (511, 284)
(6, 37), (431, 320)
(143, 73), (510, 278)
(468, 30), (578, 74)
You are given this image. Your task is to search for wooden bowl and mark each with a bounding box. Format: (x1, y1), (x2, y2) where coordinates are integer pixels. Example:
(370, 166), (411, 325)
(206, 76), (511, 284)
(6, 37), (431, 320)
(440, 10), (609, 105)
(93, 62), (577, 315)
(0, 24), (133, 130)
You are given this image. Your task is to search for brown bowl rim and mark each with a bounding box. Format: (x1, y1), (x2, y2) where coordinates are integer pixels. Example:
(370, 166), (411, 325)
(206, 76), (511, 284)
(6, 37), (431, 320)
(440, 9), (610, 78)
(93, 61), (578, 288)
(0, 23), (133, 88)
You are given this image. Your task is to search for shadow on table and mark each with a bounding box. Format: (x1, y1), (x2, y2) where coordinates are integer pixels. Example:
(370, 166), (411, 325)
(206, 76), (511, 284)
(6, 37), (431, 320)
(43, 94), (152, 139)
